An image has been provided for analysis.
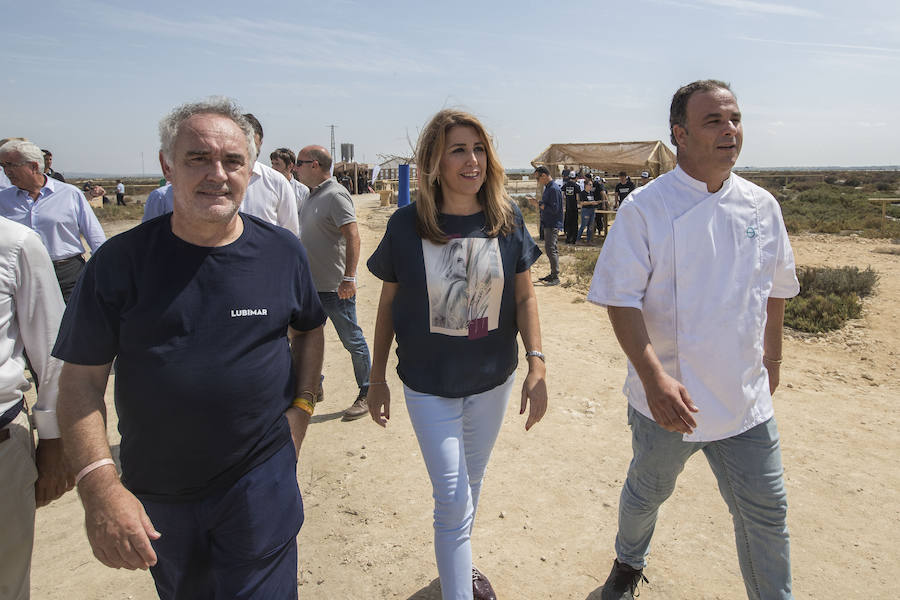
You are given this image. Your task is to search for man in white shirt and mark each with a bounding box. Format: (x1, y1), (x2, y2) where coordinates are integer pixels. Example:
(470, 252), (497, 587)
(269, 147), (310, 234)
(588, 80), (799, 600)
(240, 114), (299, 236)
(0, 140), (106, 302)
(0, 216), (70, 600)
(115, 180), (126, 205)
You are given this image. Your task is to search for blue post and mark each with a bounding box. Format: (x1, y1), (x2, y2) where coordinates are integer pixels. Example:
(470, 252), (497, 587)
(398, 164), (410, 207)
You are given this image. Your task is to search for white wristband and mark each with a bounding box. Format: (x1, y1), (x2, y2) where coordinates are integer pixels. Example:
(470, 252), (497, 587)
(74, 458), (116, 486)
(342, 276), (356, 283)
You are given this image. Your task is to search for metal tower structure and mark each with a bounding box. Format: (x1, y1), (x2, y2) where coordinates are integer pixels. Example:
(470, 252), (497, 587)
(327, 124), (337, 161)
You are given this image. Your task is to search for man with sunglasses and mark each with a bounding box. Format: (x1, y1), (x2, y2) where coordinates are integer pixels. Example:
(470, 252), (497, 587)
(295, 146), (372, 421)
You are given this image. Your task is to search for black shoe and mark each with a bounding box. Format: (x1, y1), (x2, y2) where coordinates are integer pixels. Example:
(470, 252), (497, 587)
(600, 559), (648, 600)
(544, 277), (560, 286)
(538, 274), (552, 282)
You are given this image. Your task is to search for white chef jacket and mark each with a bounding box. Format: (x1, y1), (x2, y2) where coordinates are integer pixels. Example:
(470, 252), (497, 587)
(240, 161), (300, 236)
(588, 165), (800, 442)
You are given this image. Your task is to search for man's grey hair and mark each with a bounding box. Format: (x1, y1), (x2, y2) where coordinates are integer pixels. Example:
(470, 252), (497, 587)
(159, 97), (258, 165)
(305, 146), (333, 171)
(669, 79), (734, 146)
(0, 139), (45, 171)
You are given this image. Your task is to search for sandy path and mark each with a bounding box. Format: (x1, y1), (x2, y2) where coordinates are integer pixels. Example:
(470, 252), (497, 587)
(30, 197), (900, 599)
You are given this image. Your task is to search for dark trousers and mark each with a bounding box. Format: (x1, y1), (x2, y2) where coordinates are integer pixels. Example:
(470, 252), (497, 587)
(543, 227), (559, 278)
(141, 440), (303, 600)
(564, 200), (578, 243)
(116, 192), (126, 206)
(53, 255), (85, 303)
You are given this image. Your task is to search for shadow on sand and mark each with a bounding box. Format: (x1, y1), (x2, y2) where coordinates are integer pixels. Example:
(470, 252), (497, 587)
(406, 578), (441, 599)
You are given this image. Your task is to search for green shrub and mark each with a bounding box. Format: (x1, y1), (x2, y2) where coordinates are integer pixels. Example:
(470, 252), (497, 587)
(785, 293), (862, 333)
(795, 265), (877, 298)
(785, 266), (877, 333)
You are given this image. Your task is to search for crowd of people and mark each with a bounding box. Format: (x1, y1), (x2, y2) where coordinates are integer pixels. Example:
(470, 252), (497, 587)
(0, 79), (800, 600)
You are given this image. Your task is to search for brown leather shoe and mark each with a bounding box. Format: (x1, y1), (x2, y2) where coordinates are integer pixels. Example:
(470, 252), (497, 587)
(342, 394), (368, 421)
(472, 566), (497, 600)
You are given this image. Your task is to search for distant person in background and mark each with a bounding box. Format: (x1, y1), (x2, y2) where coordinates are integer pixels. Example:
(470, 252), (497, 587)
(269, 147), (309, 232)
(593, 174), (610, 238)
(614, 171), (635, 209)
(562, 171), (580, 244)
(638, 170), (652, 187)
(240, 113), (300, 236)
(295, 145), (372, 420)
(576, 178), (599, 244)
(41, 150), (65, 182)
(534, 165), (561, 285)
(142, 183), (172, 222)
(0, 140), (106, 302)
(115, 180), (126, 205)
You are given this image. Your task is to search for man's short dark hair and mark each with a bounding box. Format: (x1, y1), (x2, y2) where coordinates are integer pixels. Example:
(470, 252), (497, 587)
(669, 79), (733, 146)
(619, 171), (627, 177)
(533, 165), (550, 176)
(270, 147), (295, 167)
(41, 149), (52, 156)
(243, 113), (264, 144)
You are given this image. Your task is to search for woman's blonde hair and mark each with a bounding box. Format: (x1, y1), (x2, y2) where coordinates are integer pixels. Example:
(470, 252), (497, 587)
(414, 109), (515, 243)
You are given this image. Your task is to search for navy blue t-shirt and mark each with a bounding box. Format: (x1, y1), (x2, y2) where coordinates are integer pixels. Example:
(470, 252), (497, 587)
(52, 214), (326, 501)
(367, 203), (541, 398)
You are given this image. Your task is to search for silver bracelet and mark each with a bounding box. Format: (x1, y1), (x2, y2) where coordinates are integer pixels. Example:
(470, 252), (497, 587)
(525, 350), (545, 362)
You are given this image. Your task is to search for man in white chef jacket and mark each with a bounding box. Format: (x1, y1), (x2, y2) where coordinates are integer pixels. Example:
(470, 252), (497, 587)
(588, 80), (799, 600)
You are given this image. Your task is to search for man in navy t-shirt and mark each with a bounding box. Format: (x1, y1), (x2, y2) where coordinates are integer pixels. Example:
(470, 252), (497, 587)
(53, 99), (326, 599)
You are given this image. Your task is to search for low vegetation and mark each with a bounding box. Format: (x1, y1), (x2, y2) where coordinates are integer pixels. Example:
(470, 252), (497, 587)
(742, 171), (900, 238)
(785, 266), (878, 333)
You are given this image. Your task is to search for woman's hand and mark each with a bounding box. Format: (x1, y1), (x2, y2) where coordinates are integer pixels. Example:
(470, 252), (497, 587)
(520, 360), (547, 431)
(368, 382), (391, 427)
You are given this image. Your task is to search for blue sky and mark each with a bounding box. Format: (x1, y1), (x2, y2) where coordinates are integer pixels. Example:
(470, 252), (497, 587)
(2, 0), (898, 174)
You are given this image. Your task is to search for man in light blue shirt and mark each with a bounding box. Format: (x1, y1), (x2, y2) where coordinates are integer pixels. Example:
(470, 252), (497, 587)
(142, 183), (173, 222)
(0, 140), (106, 302)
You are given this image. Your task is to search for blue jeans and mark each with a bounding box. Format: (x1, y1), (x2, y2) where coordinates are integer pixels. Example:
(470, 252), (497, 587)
(404, 373), (515, 600)
(616, 406), (792, 600)
(318, 292), (371, 393)
(577, 207), (595, 243)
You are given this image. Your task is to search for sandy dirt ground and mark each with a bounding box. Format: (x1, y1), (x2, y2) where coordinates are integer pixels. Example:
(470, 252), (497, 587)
(30, 194), (900, 599)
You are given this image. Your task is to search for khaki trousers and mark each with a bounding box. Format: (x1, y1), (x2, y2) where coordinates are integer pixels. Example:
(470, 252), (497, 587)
(0, 410), (37, 600)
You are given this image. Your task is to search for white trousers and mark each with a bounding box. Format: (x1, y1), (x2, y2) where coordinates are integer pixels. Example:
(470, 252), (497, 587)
(404, 373), (515, 600)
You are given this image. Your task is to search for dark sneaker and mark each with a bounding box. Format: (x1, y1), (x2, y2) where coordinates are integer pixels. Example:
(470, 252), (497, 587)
(342, 394), (368, 421)
(600, 559), (648, 600)
(545, 277), (560, 286)
(472, 567), (497, 600)
(538, 274), (553, 282)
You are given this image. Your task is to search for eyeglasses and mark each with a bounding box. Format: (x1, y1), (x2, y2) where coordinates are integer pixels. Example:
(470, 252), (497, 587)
(295, 159), (316, 166)
(0, 161), (28, 170)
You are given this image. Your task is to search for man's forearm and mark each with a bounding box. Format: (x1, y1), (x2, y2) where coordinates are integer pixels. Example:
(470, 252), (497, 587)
(607, 306), (668, 385)
(764, 297), (786, 360)
(343, 224), (360, 277)
(57, 363), (115, 480)
(290, 325), (325, 395)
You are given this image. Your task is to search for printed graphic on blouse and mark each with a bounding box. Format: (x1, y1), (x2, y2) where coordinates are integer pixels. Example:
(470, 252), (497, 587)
(423, 236), (504, 339)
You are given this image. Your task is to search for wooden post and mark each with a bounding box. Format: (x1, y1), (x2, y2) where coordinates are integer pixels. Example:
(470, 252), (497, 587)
(869, 197), (896, 233)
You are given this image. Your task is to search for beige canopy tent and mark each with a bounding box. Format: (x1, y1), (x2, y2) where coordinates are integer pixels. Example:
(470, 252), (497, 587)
(530, 141), (676, 178)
